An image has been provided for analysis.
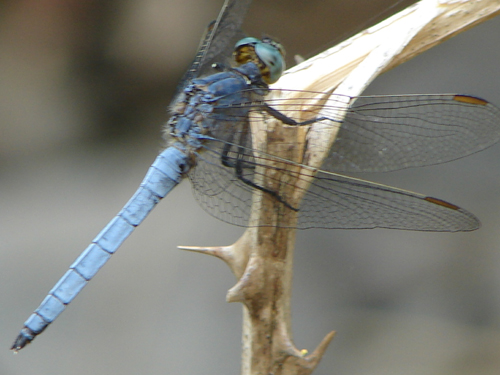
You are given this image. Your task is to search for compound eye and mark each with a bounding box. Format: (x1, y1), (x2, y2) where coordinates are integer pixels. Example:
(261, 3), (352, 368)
(255, 41), (286, 84)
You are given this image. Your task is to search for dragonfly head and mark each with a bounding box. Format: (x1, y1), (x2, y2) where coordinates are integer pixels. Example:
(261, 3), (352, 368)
(233, 37), (285, 84)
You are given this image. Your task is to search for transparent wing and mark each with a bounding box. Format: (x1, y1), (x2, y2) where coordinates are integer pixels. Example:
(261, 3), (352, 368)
(188, 91), (500, 231)
(265, 92), (500, 172)
(173, 0), (252, 102)
(189, 139), (255, 227)
(196, 0), (252, 74)
(189, 138), (480, 231)
(298, 170), (479, 231)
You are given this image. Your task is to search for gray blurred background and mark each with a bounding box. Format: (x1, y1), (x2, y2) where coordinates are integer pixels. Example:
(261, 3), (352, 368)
(1, 0), (500, 374)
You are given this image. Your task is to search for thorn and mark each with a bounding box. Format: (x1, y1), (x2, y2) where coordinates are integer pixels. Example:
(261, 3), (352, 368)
(226, 257), (263, 303)
(226, 286), (246, 303)
(278, 330), (335, 374)
(304, 330), (336, 362)
(177, 245), (229, 258)
(178, 244), (249, 278)
(178, 245), (236, 268)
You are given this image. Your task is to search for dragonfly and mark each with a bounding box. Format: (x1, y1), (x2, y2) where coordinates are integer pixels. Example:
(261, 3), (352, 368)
(11, 0), (500, 351)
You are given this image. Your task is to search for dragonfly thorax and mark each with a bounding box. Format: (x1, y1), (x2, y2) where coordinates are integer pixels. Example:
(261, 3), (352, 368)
(166, 63), (267, 149)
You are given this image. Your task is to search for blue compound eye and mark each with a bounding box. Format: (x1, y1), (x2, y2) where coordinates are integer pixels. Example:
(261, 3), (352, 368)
(255, 41), (285, 83)
(234, 37), (286, 84)
(234, 37), (261, 49)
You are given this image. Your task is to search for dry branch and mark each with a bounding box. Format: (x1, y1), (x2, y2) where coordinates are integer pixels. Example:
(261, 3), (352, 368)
(179, 1), (500, 374)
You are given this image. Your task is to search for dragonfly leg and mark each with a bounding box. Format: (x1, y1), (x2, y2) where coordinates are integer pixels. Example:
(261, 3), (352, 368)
(219, 122), (298, 211)
(233, 147), (298, 212)
(263, 104), (329, 126)
(221, 141), (237, 168)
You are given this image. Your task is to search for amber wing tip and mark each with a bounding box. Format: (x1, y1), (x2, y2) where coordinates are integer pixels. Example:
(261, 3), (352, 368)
(453, 94), (489, 106)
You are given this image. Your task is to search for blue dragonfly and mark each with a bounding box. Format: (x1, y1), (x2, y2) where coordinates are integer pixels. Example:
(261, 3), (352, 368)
(11, 0), (500, 351)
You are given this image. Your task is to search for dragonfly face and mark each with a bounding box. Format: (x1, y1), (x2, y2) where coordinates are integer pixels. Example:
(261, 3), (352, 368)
(233, 37), (286, 83)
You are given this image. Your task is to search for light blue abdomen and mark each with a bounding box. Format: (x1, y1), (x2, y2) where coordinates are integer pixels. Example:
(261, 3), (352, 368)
(13, 146), (189, 349)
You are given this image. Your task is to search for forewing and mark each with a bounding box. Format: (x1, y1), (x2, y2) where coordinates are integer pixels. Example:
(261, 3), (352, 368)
(324, 94), (500, 172)
(264, 92), (500, 172)
(172, 0), (252, 103)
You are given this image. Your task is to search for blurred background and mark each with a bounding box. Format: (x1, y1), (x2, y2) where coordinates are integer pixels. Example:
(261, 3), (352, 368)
(1, 0), (500, 374)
